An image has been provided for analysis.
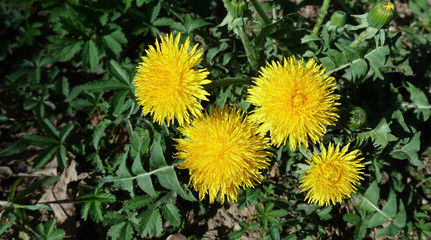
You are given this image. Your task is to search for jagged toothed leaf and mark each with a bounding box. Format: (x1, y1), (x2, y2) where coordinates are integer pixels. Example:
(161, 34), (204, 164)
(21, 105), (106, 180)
(390, 132), (424, 167)
(107, 59), (131, 85)
(47, 36), (83, 62)
(139, 208), (163, 237)
(161, 204), (181, 226)
(103, 211), (127, 225)
(365, 45), (390, 80)
(124, 195), (154, 211)
(109, 89), (129, 116)
(76, 187), (116, 223)
(35, 219), (66, 240)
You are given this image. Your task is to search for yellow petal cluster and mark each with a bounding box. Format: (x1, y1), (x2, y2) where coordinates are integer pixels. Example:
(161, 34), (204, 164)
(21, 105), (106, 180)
(175, 106), (272, 204)
(299, 143), (365, 206)
(134, 33), (211, 126)
(247, 57), (340, 150)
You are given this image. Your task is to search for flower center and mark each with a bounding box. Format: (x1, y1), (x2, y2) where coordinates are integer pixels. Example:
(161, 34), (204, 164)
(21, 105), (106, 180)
(292, 93), (307, 108)
(319, 162), (342, 184)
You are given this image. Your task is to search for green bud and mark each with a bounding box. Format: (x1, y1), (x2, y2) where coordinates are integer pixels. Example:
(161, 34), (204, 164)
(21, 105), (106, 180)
(330, 10), (347, 27)
(348, 107), (367, 130)
(223, 0), (247, 18)
(367, 1), (395, 29)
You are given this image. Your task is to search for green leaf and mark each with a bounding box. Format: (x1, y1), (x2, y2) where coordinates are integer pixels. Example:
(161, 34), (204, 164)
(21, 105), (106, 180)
(107, 59), (130, 85)
(153, 17), (174, 26)
(269, 227), (280, 240)
(382, 188), (397, 218)
(335, 43), (361, 61)
(354, 222), (367, 240)
(150, 1), (161, 22)
(82, 40), (99, 71)
(390, 132), (424, 167)
(182, 14), (209, 33)
(365, 45), (390, 80)
(161, 204), (181, 226)
(150, 137), (196, 201)
(0, 139), (30, 157)
(112, 150), (135, 196)
(110, 89), (129, 116)
(22, 135), (58, 146)
(393, 199), (406, 228)
(131, 149), (156, 197)
(85, 79), (130, 91)
(59, 123), (74, 143)
(35, 219), (66, 240)
(13, 176), (60, 202)
(403, 81), (431, 121)
(343, 213), (360, 225)
(59, 17), (88, 36)
(229, 229), (246, 240)
(124, 195), (154, 211)
(102, 34), (123, 59)
(33, 146), (58, 170)
(359, 181), (380, 212)
(0, 214), (16, 236)
(91, 120), (111, 150)
(326, 49), (348, 66)
(366, 187), (398, 228)
(349, 59), (368, 80)
(375, 223), (401, 238)
(76, 188), (116, 223)
(139, 208), (163, 237)
(57, 145), (67, 169)
(40, 118), (60, 139)
(317, 206), (333, 221)
(100, 211), (127, 225)
(47, 36), (83, 61)
(358, 118), (397, 150)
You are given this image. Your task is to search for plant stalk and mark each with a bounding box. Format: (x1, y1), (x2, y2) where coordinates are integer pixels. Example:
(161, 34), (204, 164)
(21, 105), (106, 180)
(313, 0), (332, 35)
(250, 0), (271, 25)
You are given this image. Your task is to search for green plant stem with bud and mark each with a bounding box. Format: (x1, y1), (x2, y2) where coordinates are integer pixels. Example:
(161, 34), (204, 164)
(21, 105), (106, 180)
(223, 0), (260, 72)
(313, 0), (331, 35)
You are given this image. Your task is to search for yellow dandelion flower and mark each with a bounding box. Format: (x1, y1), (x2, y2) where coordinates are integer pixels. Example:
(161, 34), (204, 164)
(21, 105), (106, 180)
(247, 57), (340, 150)
(134, 33), (211, 126)
(299, 143), (365, 206)
(175, 106), (272, 204)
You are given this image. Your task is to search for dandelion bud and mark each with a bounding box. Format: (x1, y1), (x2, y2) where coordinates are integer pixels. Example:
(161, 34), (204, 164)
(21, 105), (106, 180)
(348, 107), (367, 130)
(367, 1), (395, 29)
(223, 0), (247, 18)
(330, 10), (347, 27)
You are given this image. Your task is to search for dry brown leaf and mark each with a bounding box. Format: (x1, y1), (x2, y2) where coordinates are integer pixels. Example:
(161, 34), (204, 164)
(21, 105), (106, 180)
(38, 160), (77, 224)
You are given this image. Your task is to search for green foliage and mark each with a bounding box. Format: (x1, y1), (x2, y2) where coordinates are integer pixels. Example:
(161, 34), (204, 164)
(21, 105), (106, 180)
(0, 0), (430, 239)
(34, 220), (66, 240)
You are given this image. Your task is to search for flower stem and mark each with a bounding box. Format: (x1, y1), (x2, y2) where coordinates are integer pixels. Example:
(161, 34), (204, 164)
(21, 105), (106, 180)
(205, 77), (252, 90)
(312, 0), (331, 35)
(223, 0), (260, 71)
(237, 27), (260, 71)
(250, 0), (271, 25)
